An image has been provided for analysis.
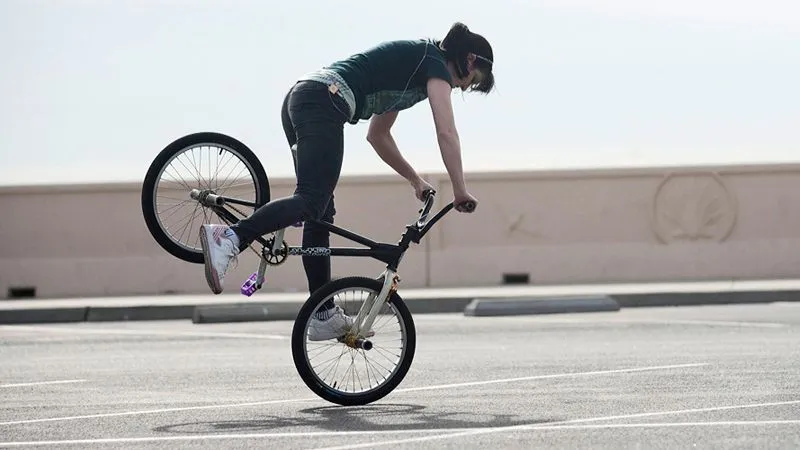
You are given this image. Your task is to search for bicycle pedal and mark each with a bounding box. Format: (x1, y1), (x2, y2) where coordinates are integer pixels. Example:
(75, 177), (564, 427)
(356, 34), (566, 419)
(240, 272), (262, 296)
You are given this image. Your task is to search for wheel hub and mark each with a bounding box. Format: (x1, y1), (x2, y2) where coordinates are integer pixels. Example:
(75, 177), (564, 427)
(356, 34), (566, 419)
(340, 332), (373, 351)
(195, 189), (217, 206)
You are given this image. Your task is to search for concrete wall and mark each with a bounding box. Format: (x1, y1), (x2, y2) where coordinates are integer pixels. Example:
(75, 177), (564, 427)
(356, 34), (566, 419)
(3, 163), (800, 299)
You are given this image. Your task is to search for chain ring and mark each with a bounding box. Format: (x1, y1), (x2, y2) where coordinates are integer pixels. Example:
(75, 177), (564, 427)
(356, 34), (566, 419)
(263, 238), (289, 265)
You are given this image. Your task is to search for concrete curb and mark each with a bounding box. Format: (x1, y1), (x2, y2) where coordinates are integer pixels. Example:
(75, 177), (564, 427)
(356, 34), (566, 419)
(192, 302), (301, 324)
(404, 297), (474, 314)
(0, 307), (88, 324)
(3, 287), (800, 324)
(464, 295), (620, 317)
(613, 290), (800, 307)
(86, 305), (196, 322)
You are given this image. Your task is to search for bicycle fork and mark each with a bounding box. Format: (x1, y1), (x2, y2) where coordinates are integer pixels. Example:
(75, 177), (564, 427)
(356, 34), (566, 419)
(350, 268), (399, 339)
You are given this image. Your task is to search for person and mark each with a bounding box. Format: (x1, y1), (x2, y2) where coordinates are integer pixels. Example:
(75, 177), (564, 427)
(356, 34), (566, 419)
(199, 22), (495, 340)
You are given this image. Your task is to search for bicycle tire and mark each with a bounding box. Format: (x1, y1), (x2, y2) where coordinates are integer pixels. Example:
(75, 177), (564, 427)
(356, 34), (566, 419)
(141, 131), (270, 264)
(291, 276), (417, 406)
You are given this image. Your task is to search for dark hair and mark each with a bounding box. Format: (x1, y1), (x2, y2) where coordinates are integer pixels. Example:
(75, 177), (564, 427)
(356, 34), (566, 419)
(438, 22), (495, 93)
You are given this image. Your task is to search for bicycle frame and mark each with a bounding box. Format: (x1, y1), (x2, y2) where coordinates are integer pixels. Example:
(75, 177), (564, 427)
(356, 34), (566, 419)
(192, 188), (457, 337)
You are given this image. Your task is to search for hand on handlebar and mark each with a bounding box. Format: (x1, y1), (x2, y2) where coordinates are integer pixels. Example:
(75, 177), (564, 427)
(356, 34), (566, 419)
(453, 191), (478, 213)
(411, 178), (435, 202)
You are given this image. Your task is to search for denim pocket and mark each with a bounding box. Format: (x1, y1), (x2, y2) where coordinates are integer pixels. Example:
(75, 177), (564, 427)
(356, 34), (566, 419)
(289, 81), (350, 124)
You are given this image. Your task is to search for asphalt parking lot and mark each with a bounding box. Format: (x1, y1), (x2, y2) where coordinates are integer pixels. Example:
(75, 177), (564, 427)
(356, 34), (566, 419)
(2, 302), (800, 449)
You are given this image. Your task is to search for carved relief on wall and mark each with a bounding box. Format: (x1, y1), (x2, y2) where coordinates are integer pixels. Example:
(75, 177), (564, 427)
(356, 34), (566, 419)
(651, 171), (738, 244)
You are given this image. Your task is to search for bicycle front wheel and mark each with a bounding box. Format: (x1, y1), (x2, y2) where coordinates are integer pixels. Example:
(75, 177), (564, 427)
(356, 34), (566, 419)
(291, 276), (416, 406)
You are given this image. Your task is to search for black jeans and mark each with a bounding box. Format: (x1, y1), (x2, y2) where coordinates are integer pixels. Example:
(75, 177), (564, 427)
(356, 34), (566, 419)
(230, 80), (350, 299)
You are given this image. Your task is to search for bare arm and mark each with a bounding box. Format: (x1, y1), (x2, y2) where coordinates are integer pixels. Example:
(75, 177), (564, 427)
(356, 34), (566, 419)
(366, 111), (423, 185)
(426, 77), (467, 196)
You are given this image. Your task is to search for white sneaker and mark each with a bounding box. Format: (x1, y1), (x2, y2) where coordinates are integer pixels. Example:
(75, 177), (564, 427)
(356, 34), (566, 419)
(308, 306), (375, 341)
(199, 224), (239, 294)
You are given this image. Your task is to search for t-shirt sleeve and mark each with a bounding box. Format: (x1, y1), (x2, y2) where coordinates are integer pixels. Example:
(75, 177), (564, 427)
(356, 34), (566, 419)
(423, 55), (453, 86)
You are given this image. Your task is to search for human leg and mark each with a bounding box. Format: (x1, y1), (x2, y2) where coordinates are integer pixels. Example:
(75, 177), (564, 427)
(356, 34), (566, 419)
(200, 80), (348, 295)
(301, 197), (335, 295)
(282, 87), (338, 299)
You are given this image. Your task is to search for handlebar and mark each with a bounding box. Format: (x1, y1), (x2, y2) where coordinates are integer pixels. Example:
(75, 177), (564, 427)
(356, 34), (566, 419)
(414, 189), (476, 230)
(415, 189), (437, 228)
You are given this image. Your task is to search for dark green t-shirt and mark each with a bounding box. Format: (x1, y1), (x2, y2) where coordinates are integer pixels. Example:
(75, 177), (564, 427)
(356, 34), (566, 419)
(325, 39), (453, 123)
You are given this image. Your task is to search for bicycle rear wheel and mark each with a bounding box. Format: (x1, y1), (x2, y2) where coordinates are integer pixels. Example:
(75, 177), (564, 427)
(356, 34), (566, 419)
(141, 132), (270, 264)
(291, 276), (416, 406)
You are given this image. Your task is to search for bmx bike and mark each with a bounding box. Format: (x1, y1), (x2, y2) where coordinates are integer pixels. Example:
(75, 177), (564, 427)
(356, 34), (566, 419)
(140, 131), (474, 406)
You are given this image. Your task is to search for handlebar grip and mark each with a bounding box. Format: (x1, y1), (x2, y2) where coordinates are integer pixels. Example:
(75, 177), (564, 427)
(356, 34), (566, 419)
(458, 201), (476, 213)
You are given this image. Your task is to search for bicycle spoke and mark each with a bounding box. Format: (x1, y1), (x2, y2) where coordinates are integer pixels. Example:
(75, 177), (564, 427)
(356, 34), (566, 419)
(302, 285), (408, 398)
(149, 141), (264, 255)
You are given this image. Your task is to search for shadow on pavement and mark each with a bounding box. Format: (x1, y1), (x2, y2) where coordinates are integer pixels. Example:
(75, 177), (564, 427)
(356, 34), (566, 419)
(152, 403), (556, 434)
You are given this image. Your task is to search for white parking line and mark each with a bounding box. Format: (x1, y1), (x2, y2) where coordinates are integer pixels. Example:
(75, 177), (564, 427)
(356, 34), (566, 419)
(529, 419), (800, 430)
(413, 315), (788, 328)
(396, 363), (709, 393)
(0, 363), (707, 426)
(0, 428), (469, 447)
(1, 380), (87, 388)
(626, 319), (785, 328)
(0, 397), (319, 426)
(3, 420), (799, 447)
(0, 325), (288, 340)
(312, 399), (800, 450)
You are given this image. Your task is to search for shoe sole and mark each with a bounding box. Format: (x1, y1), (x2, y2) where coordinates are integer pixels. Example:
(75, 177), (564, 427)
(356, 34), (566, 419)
(199, 226), (223, 295)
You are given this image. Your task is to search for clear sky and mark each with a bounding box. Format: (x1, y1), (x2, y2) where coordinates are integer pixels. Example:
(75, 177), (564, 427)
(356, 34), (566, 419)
(1, 0), (798, 186)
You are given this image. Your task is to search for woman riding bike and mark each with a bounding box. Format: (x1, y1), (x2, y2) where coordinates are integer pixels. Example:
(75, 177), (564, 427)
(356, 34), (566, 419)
(200, 22), (495, 340)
